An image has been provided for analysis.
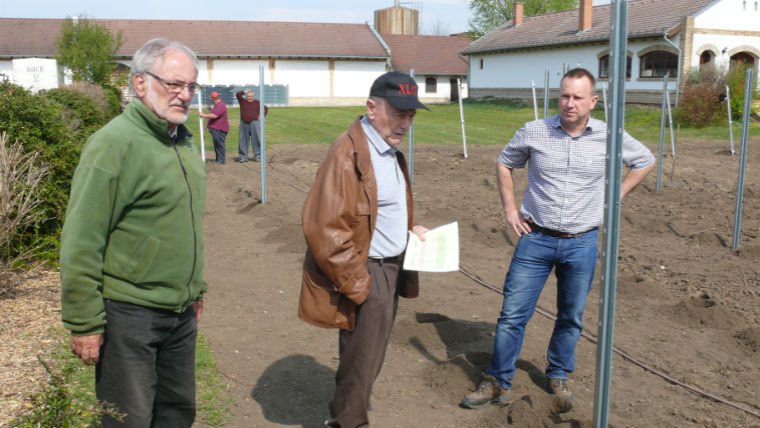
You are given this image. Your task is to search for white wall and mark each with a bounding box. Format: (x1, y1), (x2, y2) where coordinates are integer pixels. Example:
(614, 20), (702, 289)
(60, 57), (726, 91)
(691, 33), (760, 70)
(333, 61), (386, 97)
(11, 58), (62, 92)
(207, 59), (269, 85)
(0, 60), (12, 80)
(469, 38), (685, 91)
(273, 60), (330, 97)
(694, 0), (760, 31)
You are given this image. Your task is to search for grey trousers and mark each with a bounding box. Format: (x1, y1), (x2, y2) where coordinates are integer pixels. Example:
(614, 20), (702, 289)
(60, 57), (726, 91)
(329, 259), (401, 428)
(96, 299), (197, 428)
(238, 120), (261, 161)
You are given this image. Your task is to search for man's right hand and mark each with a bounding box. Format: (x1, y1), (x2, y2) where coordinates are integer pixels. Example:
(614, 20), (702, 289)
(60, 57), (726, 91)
(70, 334), (104, 365)
(506, 210), (531, 236)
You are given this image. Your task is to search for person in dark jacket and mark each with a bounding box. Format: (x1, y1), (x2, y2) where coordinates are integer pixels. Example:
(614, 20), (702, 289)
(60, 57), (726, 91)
(235, 89), (268, 162)
(299, 72), (429, 428)
(60, 37), (207, 428)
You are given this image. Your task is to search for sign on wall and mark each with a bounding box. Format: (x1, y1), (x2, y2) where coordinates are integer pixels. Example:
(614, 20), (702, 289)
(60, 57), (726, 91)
(11, 58), (63, 92)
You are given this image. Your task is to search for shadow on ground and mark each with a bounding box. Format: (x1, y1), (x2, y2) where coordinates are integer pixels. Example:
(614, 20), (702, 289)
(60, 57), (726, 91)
(251, 354), (334, 428)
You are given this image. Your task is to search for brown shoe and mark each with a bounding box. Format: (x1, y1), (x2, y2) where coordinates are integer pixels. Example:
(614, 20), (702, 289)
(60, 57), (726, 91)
(548, 378), (573, 401)
(461, 375), (512, 409)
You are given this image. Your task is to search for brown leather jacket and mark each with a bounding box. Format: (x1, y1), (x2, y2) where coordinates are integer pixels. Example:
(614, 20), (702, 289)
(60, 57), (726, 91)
(299, 116), (419, 331)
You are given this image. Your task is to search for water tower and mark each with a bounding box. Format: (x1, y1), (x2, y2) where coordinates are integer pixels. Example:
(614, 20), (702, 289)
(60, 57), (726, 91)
(374, 0), (421, 35)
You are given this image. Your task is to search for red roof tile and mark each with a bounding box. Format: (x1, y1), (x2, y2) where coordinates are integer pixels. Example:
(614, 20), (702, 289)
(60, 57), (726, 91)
(0, 18), (390, 59)
(382, 34), (471, 75)
(461, 0), (716, 55)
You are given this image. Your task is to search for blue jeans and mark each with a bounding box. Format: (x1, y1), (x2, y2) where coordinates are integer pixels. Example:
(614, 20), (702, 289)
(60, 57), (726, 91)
(485, 229), (598, 389)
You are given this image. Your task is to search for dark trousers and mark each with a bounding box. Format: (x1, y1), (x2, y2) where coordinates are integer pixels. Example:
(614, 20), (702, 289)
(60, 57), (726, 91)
(96, 299), (198, 428)
(209, 128), (227, 163)
(329, 259), (401, 428)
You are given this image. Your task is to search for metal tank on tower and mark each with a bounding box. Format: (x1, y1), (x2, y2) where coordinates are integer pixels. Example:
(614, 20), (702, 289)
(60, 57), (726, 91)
(374, 0), (422, 35)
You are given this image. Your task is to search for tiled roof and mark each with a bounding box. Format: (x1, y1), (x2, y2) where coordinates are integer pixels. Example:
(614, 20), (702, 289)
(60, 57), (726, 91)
(382, 34), (471, 76)
(0, 18), (390, 59)
(461, 0), (716, 55)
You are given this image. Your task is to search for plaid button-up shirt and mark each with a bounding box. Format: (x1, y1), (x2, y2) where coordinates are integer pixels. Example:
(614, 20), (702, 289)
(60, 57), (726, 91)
(498, 115), (655, 234)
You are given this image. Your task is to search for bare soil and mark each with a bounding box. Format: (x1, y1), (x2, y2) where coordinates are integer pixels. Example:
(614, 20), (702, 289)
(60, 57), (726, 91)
(199, 137), (760, 428)
(3, 136), (759, 428)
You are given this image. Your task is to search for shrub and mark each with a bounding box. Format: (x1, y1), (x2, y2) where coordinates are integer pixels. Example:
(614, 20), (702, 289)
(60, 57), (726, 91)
(11, 355), (124, 428)
(726, 63), (759, 120)
(102, 84), (124, 119)
(0, 80), (82, 262)
(675, 82), (726, 127)
(42, 87), (106, 143)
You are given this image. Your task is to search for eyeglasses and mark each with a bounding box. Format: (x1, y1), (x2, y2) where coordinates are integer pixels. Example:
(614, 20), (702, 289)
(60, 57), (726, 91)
(145, 71), (201, 94)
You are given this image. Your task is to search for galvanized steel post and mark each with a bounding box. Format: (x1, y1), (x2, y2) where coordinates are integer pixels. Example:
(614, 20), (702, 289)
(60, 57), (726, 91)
(260, 65), (267, 204)
(543, 68), (550, 118)
(656, 76), (668, 192)
(726, 85), (735, 156)
(531, 80), (539, 121)
(593, 1), (627, 427)
(408, 68), (415, 187)
(732, 68), (754, 251)
(197, 88), (206, 162)
(457, 78), (468, 158)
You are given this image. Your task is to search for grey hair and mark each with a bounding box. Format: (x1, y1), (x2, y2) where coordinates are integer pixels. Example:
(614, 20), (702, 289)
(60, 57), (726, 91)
(129, 38), (199, 94)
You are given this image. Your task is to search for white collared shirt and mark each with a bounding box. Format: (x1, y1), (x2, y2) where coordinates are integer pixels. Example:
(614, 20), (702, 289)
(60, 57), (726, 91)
(361, 116), (408, 258)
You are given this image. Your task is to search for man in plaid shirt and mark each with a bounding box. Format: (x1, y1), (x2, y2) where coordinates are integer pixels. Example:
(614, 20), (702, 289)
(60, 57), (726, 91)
(462, 68), (655, 410)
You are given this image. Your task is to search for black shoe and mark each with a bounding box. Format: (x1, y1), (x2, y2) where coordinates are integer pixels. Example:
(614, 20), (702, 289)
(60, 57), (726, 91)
(253, 156), (261, 162)
(234, 157), (248, 163)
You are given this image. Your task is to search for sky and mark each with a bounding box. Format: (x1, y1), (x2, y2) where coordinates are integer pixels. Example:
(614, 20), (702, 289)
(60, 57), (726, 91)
(1, 0), (473, 35)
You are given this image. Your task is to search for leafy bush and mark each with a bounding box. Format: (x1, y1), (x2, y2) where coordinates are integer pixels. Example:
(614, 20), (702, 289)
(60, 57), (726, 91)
(0, 80), (82, 262)
(42, 87), (106, 143)
(102, 84), (124, 120)
(726, 63), (759, 120)
(675, 82), (726, 127)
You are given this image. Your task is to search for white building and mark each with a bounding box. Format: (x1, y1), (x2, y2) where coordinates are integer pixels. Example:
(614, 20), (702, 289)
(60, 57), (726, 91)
(460, 0), (760, 103)
(0, 18), (392, 106)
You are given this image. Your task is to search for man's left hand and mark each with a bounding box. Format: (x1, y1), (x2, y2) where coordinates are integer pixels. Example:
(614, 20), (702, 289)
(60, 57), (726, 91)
(192, 299), (203, 322)
(412, 224), (428, 241)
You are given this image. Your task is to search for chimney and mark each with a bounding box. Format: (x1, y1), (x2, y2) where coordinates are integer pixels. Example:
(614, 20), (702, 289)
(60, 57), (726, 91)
(579, 0), (592, 32)
(514, 2), (524, 27)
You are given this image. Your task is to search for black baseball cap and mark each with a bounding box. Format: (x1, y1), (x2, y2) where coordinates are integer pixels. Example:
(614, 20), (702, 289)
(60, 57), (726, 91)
(369, 72), (429, 111)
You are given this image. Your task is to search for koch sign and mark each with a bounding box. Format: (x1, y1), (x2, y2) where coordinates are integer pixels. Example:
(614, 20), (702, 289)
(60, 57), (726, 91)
(12, 58), (62, 92)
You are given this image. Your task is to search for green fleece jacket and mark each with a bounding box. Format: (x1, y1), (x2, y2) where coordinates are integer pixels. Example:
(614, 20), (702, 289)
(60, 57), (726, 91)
(60, 98), (207, 336)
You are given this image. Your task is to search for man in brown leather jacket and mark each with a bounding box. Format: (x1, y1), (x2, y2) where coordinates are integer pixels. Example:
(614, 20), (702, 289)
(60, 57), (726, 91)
(299, 72), (429, 428)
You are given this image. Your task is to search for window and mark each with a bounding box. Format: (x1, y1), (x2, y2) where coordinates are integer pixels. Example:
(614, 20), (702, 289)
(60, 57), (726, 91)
(639, 51), (678, 78)
(731, 52), (755, 67)
(425, 77), (437, 93)
(598, 54), (631, 78)
(479, 58), (484, 69)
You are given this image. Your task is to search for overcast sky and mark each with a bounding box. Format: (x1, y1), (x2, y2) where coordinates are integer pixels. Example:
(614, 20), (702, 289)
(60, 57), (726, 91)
(1, 0), (473, 35)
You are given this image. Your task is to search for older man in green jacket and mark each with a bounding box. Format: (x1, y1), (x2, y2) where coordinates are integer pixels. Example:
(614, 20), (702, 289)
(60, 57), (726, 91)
(60, 38), (206, 428)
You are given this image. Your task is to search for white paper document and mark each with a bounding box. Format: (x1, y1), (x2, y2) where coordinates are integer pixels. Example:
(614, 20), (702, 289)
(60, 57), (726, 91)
(403, 222), (459, 272)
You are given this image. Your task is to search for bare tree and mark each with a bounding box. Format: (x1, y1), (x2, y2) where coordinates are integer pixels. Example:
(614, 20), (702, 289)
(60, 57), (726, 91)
(423, 19), (452, 36)
(0, 132), (49, 275)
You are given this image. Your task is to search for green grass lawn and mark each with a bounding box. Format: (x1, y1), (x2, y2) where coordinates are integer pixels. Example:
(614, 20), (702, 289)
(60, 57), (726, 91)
(185, 100), (757, 157)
